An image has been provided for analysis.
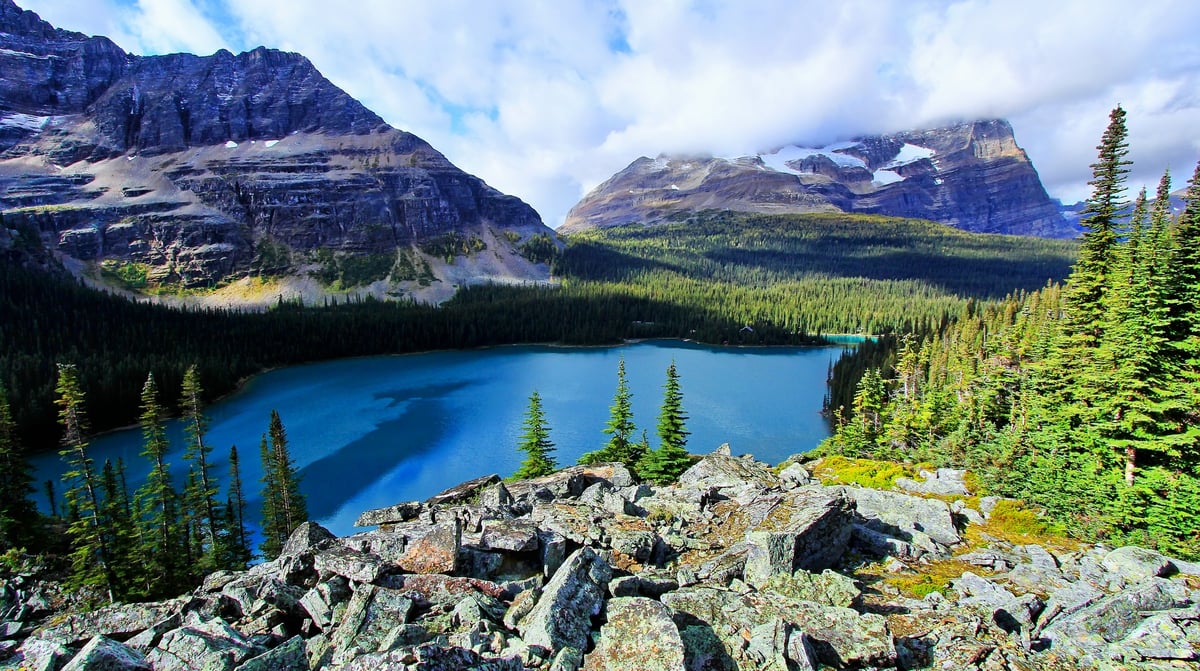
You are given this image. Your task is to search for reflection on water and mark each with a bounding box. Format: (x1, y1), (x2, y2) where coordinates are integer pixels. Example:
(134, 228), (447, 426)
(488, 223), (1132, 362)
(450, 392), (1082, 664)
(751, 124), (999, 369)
(31, 341), (851, 537)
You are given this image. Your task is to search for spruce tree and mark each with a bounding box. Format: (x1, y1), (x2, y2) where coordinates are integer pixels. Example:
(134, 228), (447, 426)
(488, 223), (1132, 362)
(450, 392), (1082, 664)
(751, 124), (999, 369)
(0, 382), (38, 550)
(135, 373), (182, 595)
(55, 364), (115, 602)
(579, 358), (641, 469)
(513, 390), (558, 479)
(226, 445), (251, 568)
(180, 366), (220, 569)
(1051, 105), (1133, 465)
(259, 411), (307, 560)
(1065, 104), (1132, 339)
(640, 361), (693, 485)
(99, 459), (137, 598)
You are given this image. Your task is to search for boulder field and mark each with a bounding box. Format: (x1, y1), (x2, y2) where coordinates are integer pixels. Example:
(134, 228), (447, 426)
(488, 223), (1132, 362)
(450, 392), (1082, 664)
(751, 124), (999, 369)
(3, 446), (1198, 670)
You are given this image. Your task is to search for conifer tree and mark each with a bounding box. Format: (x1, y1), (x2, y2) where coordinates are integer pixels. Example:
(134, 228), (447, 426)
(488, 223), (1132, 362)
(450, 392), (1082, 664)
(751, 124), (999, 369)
(55, 364), (115, 602)
(226, 445), (251, 568)
(99, 459), (137, 598)
(513, 390), (557, 479)
(259, 411), (307, 560)
(579, 358), (641, 469)
(0, 382), (38, 550)
(135, 373), (182, 595)
(1065, 104), (1132, 340)
(640, 362), (693, 484)
(180, 366), (220, 569)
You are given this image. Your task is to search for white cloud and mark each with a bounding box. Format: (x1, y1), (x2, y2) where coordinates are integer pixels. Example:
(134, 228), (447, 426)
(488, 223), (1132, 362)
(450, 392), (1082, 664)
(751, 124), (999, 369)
(15, 0), (1200, 226)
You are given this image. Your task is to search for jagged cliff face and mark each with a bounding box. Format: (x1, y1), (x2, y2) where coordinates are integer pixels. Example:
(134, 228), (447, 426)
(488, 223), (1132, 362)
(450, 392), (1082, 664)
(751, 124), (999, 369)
(563, 119), (1074, 238)
(0, 0), (550, 291)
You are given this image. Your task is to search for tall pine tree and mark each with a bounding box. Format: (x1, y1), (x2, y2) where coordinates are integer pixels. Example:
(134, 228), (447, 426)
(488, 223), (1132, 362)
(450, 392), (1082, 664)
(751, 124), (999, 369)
(579, 358), (642, 470)
(180, 366), (220, 570)
(639, 361), (693, 485)
(226, 445), (252, 568)
(259, 411), (307, 560)
(0, 382), (38, 550)
(135, 373), (183, 596)
(513, 390), (557, 479)
(55, 364), (115, 602)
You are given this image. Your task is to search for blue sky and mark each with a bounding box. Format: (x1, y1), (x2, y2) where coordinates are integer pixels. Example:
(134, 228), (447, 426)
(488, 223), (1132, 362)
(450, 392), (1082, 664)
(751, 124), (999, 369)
(20, 0), (1200, 227)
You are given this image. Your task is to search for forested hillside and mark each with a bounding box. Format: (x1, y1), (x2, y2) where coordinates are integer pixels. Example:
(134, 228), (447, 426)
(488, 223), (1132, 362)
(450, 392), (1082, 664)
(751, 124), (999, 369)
(558, 211), (1076, 335)
(822, 107), (1200, 558)
(2, 210), (1074, 447)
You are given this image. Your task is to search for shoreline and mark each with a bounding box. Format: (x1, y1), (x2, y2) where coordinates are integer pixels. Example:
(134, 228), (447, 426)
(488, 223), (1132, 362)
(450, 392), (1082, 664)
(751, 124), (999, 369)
(63, 335), (866, 446)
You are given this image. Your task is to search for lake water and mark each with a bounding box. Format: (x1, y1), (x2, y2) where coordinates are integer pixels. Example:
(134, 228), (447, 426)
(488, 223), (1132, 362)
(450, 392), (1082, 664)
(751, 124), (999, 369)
(31, 340), (851, 537)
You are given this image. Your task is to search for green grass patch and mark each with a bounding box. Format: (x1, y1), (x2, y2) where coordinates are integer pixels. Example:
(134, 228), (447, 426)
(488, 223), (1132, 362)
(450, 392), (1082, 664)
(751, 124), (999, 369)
(99, 260), (150, 289)
(965, 499), (1078, 552)
(812, 456), (917, 489)
(867, 558), (987, 599)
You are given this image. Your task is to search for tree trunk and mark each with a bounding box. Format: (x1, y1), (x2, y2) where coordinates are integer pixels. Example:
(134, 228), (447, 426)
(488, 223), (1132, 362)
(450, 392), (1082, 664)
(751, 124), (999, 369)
(1125, 446), (1136, 487)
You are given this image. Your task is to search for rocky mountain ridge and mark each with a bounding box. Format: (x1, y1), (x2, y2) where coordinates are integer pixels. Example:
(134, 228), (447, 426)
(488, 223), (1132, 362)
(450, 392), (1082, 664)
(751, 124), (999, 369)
(3, 447), (1197, 670)
(562, 120), (1074, 238)
(0, 0), (553, 298)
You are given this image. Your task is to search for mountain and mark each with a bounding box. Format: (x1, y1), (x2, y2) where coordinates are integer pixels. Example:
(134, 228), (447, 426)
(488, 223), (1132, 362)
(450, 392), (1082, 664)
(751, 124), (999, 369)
(562, 119), (1075, 238)
(0, 0), (552, 300)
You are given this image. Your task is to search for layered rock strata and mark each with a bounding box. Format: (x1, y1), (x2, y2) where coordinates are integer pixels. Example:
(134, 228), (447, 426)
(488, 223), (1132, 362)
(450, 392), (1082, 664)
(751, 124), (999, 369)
(0, 0), (551, 290)
(562, 120), (1073, 238)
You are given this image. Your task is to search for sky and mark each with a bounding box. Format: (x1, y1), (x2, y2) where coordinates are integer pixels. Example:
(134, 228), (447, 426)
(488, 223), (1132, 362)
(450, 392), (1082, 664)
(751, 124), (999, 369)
(19, 0), (1200, 228)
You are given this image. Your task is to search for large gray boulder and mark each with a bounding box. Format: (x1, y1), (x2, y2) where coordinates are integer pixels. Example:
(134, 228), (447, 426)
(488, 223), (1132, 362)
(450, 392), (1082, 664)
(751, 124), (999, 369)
(662, 586), (894, 669)
(353, 501), (422, 527)
(328, 584), (413, 662)
(519, 547), (612, 653)
(313, 545), (384, 584)
(233, 635), (309, 671)
(587, 597), (685, 671)
(740, 490), (855, 584)
(678, 447), (781, 497)
(1101, 546), (1177, 584)
(397, 520), (461, 575)
(838, 486), (959, 555)
(1040, 577), (1192, 657)
(143, 616), (264, 671)
(61, 636), (149, 671)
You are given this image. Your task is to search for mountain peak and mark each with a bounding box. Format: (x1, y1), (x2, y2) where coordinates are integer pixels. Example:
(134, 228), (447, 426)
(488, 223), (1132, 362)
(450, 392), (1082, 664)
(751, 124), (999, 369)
(0, 0), (551, 300)
(562, 119), (1073, 238)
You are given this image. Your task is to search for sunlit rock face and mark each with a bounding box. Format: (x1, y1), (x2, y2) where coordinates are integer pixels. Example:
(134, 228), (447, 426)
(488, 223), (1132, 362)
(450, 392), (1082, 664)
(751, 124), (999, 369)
(0, 0), (549, 288)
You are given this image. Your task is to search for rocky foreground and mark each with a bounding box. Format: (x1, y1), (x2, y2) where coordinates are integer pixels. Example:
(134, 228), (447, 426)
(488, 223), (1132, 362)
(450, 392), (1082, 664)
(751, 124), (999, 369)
(3, 446), (1199, 670)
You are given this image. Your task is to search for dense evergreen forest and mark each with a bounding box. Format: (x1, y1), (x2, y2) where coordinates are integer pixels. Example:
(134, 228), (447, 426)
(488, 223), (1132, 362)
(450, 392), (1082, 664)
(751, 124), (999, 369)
(823, 107), (1200, 559)
(0, 210), (1074, 447)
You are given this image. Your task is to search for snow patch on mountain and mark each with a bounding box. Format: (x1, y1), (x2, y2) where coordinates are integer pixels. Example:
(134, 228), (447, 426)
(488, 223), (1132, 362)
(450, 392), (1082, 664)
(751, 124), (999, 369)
(758, 144), (867, 175)
(884, 143), (936, 168)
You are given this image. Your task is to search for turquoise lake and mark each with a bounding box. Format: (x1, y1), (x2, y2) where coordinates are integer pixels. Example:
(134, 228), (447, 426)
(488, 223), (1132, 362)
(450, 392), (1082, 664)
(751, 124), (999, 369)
(32, 340), (851, 537)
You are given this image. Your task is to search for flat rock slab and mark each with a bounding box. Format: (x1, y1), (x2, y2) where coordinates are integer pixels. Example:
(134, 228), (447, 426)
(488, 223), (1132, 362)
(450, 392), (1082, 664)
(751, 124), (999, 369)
(144, 617), (264, 671)
(838, 486), (959, 552)
(314, 544), (384, 583)
(354, 501), (422, 527)
(678, 451), (781, 493)
(397, 520), (460, 574)
(481, 519), (540, 553)
(38, 599), (187, 646)
(587, 597), (685, 671)
(1101, 546), (1177, 584)
(426, 473), (501, 507)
